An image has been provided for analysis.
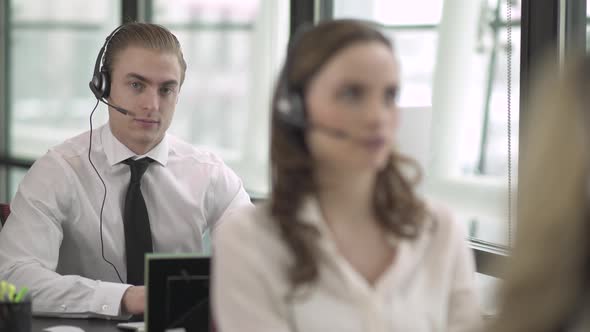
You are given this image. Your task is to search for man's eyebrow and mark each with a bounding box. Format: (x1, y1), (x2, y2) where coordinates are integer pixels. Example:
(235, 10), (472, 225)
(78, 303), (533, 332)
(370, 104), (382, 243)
(126, 73), (151, 83)
(161, 80), (179, 87)
(126, 73), (178, 86)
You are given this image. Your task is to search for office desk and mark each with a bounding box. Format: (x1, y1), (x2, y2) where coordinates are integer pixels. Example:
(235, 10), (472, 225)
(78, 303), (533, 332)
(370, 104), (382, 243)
(33, 317), (120, 331)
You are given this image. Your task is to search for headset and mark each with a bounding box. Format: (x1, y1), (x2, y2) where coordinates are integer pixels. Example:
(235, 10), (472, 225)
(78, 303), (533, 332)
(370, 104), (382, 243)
(275, 24), (312, 131)
(87, 25), (128, 284)
(89, 26), (122, 100)
(276, 82), (306, 130)
(275, 23), (354, 141)
(89, 25), (133, 116)
(276, 19), (405, 146)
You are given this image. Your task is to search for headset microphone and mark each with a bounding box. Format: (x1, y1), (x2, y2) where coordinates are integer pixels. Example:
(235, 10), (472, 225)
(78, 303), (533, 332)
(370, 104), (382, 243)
(276, 24), (358, 144)
(96, 93), (136, 117)
(87, 24), (136, 118)
(275, 23), (377, 147)
(87, 25), (127, 284)
(310, 123), (351, 140)
(277, 92), (356, 142)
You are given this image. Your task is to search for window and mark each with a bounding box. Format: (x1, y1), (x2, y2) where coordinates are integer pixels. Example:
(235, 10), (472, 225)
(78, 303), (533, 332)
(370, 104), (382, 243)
(331, 0), (521, 247)
(152, 0), (290, 197)
(587, 0), (590, 50)
(3, 0), (120, 200)
(8, 168), (26, 199)
(334, 0), (442, 108)
(8, 0), (120, 159)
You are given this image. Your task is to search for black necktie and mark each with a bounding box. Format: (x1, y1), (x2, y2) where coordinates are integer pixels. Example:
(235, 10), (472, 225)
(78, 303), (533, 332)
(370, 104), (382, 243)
(123, 157), (154, 285)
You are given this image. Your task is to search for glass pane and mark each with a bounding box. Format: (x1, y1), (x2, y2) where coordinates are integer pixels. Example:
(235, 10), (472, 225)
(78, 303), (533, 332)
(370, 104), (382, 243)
(494, 0), (522, 22)
(9, 168), (27, 200)
(154, 0), (259, 24)
(9, 0), (120, 159)
(334, 0), (444, 25)
(383, 30), (438, 107)
(331, 0), (520, 248)
(483, 28), (520, 177)
(11, 0), (114, 22)
(153, 0), (290, 195)
(587, 0), (590, 51)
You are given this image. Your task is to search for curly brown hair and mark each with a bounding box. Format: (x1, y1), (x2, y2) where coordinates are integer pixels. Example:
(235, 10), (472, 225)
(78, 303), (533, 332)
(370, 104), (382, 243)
(269, 19), (427, 289)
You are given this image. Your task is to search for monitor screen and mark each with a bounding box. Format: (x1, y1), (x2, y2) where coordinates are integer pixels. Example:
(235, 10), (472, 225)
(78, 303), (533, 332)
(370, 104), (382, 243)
(146, 254), (211, 332)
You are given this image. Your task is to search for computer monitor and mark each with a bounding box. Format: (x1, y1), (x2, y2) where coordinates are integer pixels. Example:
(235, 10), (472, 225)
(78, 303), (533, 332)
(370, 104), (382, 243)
(145, 254), (211, 332)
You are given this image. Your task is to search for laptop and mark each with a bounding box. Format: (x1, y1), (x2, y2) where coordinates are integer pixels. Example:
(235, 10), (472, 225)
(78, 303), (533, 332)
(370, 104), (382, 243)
(118, 254), (211, 332)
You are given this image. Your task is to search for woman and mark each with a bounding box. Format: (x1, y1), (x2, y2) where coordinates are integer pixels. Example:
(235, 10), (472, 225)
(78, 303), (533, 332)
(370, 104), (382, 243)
(489, 56), (590, 332)
(212, 19), (482, 331)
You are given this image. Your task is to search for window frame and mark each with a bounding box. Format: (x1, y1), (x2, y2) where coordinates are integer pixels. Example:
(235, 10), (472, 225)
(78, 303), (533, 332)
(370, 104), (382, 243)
(0, 0), (9, 203)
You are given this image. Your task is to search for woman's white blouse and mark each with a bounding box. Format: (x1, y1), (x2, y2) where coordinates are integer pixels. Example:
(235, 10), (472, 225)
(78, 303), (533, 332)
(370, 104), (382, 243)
(212, 198), (482, 332)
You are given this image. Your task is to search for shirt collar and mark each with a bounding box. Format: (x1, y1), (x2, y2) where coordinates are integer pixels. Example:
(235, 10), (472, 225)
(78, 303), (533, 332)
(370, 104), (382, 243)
(298, 195), (435, 295)
(102, 124), (169, 167)
(296, 195), (405, 295)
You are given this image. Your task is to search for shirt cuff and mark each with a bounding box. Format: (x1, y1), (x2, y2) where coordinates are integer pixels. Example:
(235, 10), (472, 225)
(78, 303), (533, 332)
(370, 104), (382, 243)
(91, 281), (132, 317)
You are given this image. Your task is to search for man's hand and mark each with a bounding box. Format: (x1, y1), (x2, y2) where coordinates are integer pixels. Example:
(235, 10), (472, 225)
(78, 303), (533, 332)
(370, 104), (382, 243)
(121, 286), (146, 315)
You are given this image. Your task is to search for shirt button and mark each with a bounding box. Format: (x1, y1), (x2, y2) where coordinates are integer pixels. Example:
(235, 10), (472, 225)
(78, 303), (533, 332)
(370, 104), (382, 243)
(102, 304), (110, 311)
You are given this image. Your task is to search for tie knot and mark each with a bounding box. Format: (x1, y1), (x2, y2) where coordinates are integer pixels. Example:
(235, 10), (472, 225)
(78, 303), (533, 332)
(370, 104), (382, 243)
(124, 157), (153, 183)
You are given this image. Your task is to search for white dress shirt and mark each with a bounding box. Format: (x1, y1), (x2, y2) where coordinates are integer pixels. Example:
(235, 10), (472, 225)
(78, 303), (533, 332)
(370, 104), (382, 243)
(212, 198), (482, 332)
(0, 124), (251, 318)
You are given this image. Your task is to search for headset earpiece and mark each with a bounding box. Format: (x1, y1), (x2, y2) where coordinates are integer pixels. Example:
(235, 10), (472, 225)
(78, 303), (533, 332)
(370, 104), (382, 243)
(89, 26), (123, 101)
(276, 88), (306, 129)
(98, 68), (111, 98)
(89, 68), (110, 99)
(275, 23), (313, 131)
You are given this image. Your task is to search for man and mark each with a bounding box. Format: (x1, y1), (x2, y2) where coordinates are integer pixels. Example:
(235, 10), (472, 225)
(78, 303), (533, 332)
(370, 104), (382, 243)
(0, 23), (251, 318)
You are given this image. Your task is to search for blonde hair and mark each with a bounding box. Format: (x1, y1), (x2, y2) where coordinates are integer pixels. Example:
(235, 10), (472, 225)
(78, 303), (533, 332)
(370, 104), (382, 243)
(490, 56), (590, 331)
(103, 22), (187, 85)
